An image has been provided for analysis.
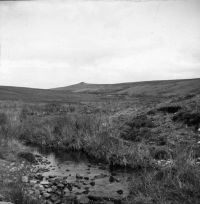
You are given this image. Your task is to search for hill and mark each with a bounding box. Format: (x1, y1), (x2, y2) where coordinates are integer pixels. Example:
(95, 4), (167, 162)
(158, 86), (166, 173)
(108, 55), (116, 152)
(0, 86), (99, 103)
(53, 78), (200, 96)
(0, 78), (200, 102)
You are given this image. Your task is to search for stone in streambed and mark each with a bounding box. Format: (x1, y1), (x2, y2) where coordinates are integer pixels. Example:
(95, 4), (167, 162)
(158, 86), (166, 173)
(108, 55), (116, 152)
(90, 181), (95, 186)
(117, 190), (123, 195)
(76, 173), (83, 179)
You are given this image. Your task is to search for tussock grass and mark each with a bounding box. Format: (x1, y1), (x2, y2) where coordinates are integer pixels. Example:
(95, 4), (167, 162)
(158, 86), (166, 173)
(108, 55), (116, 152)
(129, 145), (200, 204)
(1, 95), (200, 204)
(8, 183), (40, 204)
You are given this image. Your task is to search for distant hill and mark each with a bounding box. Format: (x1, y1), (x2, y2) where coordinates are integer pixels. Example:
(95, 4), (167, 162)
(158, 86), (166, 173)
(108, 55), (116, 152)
(0, 86), (99, 103)
(0, 78), (200, 102)
(53, 78), (200, 96)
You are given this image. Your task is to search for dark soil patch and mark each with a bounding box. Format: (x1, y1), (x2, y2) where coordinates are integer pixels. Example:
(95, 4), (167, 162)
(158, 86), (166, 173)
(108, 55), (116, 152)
(173, 111), (200, 129)
(17, 151), (36, 163)
(157, 106), (182, 114)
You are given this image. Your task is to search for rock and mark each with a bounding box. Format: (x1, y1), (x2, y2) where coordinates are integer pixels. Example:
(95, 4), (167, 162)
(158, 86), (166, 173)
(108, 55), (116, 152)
(50, 195), (59, 202)
(35, 174), (43, 181)
(88, 195), (103, 201)
(35, 184), (44, 191)
(66, 183), (73, 192)
(30, 180), (37, 185)
(90, 181), (95, 186)
(85, 187), (90, 191)
(55, 190), (62, 196)
(117, 190), (123, 195)
(83, 190), (89, 194)
(109, 176), (115, 183)
(0, 202), (14, 204)
(94, 174), (107, 179)
(40, 181), (49, 185)
(48, 175), (56, 179)
(52, 185), (57, 191)
(43, 192), (51, 199)
(196, 157), (200, 162)
(47, 188), (53, 193)
(35, 154), (42, 158)
(57, 183), (64, 189)
(22, 176), (29, 183)
(76, 173), (83, 179)
(74, 183), (81, 189)
(28, 190), (34, 195)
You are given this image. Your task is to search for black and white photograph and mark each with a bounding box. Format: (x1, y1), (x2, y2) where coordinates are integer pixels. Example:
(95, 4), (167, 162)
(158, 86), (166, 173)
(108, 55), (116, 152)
(0, 0), (200, 203)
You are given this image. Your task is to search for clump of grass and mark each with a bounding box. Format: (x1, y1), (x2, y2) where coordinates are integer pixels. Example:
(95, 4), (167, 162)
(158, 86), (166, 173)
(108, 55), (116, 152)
(173, 110), (200, 129)
(0, 112), (8, 126)
(129, 146), (200, 204)
(17, 111), (154, 168)
(120, 115), (155, 142)
(150, 146), (172, 160)
(7, 183), (41, 204)
(17, 151), (36, 163)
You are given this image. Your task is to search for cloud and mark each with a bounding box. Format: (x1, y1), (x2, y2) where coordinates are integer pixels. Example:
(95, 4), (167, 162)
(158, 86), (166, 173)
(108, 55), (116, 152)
(0, 0), (200, 88)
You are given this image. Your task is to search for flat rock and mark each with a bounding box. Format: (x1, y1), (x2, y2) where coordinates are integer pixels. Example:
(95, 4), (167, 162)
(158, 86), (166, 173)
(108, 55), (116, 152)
(40, 181), (49, 185)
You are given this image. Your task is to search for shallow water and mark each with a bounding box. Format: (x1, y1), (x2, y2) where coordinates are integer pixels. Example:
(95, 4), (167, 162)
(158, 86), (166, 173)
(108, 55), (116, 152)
(29, 146), (132, 201)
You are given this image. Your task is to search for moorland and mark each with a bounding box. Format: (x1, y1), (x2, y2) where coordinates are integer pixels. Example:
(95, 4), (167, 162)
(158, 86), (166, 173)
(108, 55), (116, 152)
(0, 78), (200, 204)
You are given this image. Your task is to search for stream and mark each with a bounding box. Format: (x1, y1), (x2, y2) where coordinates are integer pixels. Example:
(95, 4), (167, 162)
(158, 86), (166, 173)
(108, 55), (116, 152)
(29, 146), (133, 203)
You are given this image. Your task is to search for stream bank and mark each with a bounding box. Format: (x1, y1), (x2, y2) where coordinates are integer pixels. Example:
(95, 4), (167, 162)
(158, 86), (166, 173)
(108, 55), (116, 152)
(23, 146), (133, 204)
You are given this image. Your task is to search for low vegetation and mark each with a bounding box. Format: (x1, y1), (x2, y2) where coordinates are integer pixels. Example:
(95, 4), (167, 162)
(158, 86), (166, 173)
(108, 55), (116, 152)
(0, 89), (200, 203)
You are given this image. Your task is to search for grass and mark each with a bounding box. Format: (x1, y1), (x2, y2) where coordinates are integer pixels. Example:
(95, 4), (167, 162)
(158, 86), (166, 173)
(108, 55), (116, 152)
(0, 90), (200, 203)
(128, 145), (200, 204)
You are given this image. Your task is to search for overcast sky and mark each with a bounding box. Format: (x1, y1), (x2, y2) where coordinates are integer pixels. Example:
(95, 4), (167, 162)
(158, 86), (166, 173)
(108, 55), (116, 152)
(0, 0), (200, 88)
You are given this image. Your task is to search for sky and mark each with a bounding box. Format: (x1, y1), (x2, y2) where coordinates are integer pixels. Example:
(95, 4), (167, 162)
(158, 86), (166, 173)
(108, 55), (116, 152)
(0, 0), (200, 89)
